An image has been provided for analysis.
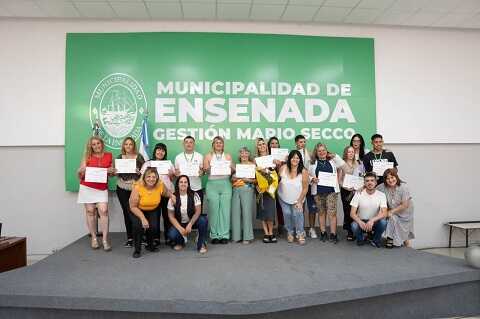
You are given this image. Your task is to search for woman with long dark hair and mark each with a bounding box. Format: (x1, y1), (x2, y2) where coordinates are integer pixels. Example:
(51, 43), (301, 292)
(277, 150), (309, 245)
(167, 175), (208, 254)
(350, 133), (369, 161)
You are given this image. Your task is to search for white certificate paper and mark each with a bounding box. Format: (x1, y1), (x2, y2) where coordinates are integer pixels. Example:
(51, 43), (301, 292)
(255, 155), (275, 168)
(372, 161), (394, 176)
(271, 148), (289, 161)
(150, 160), (173, 175)
(317, 172), (336, 187)
(343, 174), (364, 190)
(115, 159), (137, 174)
(179, 162), (200, 177)
(211, 160), (231, 176)
(85, 167), (108, 183)
(235, 164), (256, 179)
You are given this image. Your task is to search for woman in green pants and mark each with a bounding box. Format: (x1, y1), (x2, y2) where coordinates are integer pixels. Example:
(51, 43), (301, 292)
(231, 147), (256, 244)
(204, 136), (233, 244)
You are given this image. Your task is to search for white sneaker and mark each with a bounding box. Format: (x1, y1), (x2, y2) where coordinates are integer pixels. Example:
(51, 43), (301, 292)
(309, 228), (318, 239)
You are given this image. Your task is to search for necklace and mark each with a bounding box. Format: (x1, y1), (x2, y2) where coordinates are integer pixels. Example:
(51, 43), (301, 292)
(373, 152), (383, 160)
(184, 152), (194, 163)
(318, 159), (328, 166)
(214, 152), (223, 160)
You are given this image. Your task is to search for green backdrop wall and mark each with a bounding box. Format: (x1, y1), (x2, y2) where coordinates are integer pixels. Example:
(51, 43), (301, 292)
(65, 32), (376, 191)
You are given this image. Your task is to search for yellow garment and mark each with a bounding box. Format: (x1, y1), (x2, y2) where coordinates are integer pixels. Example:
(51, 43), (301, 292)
(134, 182), (164, 211)
(255, 169), (278, 199)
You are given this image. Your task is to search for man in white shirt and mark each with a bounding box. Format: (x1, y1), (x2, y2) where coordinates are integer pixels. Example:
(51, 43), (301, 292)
(174, 136), (204, 201)
(350, 172), (387, 247)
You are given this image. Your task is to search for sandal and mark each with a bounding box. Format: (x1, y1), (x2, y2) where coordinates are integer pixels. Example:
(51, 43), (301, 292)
(385, 238), (394, 249)
(263, 235), (270, 243)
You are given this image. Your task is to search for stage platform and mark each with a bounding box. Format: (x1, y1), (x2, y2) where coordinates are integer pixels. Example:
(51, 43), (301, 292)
(1, 232), (479, 319)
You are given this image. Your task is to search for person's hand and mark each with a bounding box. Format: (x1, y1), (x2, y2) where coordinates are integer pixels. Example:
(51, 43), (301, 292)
(78, 167), (86, 174)
(179, 227), (187, 236)
(168, 168), (175, 178)
(366, 220), (375, 232)
(273, 159), (282, 166)
(136, 168), (141, 175)
(175, 168), (180, 176)
(387, 210), (393, 218)
(141, 218), (149, 229)
(185, 223), (193, 234)
(107, 167), (116, 174)
(294, 201), (303, 210)
(169, 194), (176, 205)
(311, 177), (318, 184)
(358, 220), (367, 231)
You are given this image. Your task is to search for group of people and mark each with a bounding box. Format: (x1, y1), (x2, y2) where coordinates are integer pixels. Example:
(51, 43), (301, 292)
(77, 132), (414, 258)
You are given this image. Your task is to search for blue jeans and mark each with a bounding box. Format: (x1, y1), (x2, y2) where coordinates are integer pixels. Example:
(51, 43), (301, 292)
(167, 215), (208, 251)
(279, 198), (305, 236)
(351, 219), (387, 246)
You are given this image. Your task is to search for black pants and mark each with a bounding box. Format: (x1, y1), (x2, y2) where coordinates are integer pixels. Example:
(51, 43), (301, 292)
(116, 187), (133, 240)
(130, 210), (159, 253)
(340, 188), (354, 233)
(155, 197), (170, 241)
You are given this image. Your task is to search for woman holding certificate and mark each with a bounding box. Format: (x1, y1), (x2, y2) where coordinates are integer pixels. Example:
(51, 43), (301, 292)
(338, 146), (365, 241)
(267, 136), (285, 235)
(277, 150), (309, 245)
(255, 138), (279, 243)
(204, 136), (233, 244)
(167, 175), (208, 254)
(129, 167), (175, 258)
(77, 136), (114, 251)
(309, 143), (345, 244)
(115, 137), (145, 248)
(140, 143), (174, 246)
(377, 169), (414, 248)
(231, 147), (256, 244)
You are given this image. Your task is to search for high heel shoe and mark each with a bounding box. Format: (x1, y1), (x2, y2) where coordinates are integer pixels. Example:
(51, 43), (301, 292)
(103, 240), (111, 251)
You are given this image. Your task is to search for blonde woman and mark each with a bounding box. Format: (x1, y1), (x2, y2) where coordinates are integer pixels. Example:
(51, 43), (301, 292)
(309, 143), (345, 243)
(115, 137), (145, 248)
(255, 138), (279, 243)
(338, 146), (365, 241)
(204, 136), (233, 244)
(129, 167), (175, 258)
(231, 147), (256, 244)
(77, 136), (114, 251)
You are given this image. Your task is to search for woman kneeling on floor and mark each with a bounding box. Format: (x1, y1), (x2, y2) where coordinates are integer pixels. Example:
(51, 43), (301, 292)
(129, 167), (175, 258)
(167, 175), (208, 254)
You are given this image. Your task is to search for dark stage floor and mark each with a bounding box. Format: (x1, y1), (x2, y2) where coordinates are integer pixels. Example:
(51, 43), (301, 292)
(1, 232), (479, 318)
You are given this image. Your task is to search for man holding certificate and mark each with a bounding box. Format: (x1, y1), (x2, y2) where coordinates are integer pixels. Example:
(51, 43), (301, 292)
(204, 136), (233, 245)
(309, 143), (345, 244)
(77, 136), (114, 251)
(362, 134), (398, 184)
(174, 136), (204, 201)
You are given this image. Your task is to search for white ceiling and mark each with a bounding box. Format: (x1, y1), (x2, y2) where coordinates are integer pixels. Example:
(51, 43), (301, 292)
(1, 0), (480, 29)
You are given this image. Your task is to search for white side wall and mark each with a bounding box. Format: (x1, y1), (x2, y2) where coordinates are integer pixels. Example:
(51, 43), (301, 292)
(1, 18), (479, 254)
(0, 18), (479, 145)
